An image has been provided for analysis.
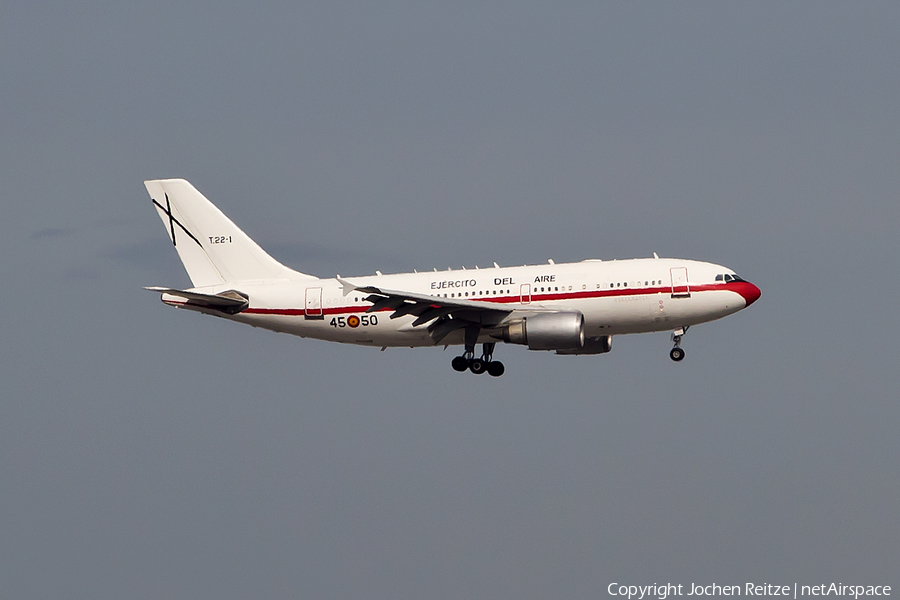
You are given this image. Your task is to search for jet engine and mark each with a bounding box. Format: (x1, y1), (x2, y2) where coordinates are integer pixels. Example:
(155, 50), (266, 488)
(498, 312), (585, 350)
(555, 335), (612, 355)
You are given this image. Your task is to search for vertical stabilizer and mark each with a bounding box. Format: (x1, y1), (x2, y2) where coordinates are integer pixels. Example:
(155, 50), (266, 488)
(145, 179), (313, 287)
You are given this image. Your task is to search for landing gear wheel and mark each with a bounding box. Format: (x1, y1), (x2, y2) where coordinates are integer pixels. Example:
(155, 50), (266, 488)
(669, 347), (685, 362)
(469, 359), (488, 374)
(451, 356), (470, 372)
(451, 338), (503, 376)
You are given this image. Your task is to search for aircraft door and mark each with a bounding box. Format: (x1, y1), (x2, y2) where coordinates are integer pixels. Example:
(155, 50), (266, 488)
(520, 284), (531, 304)
(670, 267), (691, 298)
(305, 287), (323, 319)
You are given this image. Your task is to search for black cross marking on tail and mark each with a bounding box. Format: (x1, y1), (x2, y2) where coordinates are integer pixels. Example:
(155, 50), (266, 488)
(152, 194), (202, 248)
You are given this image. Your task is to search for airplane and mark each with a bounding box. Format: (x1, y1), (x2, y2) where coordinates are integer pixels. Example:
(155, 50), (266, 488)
(145, 178), (761, 377)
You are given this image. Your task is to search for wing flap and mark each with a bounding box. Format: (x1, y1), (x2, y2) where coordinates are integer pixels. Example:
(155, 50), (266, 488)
(428, 318), (469, 344)
(366, 296), (407, 313)
(411, 306), (456, 326)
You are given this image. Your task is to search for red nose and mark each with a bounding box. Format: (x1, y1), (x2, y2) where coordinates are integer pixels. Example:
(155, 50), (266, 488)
(734, 281), (761, 307)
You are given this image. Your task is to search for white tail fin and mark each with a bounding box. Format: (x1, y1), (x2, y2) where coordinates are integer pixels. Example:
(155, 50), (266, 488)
(145, 179), (314, 286)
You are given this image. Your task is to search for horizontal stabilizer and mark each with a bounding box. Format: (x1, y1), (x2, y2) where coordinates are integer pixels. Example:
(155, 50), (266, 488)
(145, 287), (249, 315)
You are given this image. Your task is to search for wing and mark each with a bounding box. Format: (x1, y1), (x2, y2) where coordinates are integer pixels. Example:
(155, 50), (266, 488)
(339, 278), (520, 344)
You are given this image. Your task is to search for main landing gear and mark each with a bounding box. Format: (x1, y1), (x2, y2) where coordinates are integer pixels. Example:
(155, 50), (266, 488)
(452, 328), (505, 376)
(669, 326), (689, 362)
(450, 344), (506, 377)
(450, 352), (504, 376)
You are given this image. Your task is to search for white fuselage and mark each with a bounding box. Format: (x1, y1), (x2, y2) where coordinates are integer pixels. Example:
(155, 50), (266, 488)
(171, 257), (758, 349)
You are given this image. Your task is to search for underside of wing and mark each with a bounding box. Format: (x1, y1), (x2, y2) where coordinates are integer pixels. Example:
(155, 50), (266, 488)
(339, 279), (592, 351)
(339, 279), (516, 344)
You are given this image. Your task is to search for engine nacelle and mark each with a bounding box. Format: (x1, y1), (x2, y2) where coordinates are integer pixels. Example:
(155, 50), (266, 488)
(500, 312), (585, 351)
(555, 335), (612, 355)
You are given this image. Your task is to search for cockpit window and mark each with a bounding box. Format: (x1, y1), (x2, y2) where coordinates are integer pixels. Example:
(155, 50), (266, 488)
(720, 273), (745, 283)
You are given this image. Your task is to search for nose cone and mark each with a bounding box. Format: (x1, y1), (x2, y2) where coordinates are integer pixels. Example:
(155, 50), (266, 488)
(734, 281), (761, 307)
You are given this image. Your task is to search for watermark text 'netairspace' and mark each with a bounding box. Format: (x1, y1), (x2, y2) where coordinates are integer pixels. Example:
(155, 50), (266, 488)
(607, 583), (891, 600)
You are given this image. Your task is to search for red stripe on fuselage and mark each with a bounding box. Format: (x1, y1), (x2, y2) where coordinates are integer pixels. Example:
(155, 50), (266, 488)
(239, 281), (757, 317)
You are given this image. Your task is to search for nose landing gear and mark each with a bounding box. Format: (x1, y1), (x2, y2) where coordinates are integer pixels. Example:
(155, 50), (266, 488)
(669, 326), (688, 362)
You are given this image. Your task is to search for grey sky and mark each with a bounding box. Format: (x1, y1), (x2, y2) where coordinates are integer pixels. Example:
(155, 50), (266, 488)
(2, 3), (898, 599)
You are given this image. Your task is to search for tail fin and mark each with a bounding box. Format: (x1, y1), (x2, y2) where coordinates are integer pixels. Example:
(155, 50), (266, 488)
(145, 179), (314, 287)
